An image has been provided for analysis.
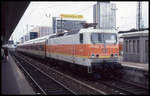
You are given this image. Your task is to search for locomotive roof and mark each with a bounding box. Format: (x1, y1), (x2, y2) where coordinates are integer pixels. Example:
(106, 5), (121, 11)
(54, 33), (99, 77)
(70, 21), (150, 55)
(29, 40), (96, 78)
(79, 29), (118, 33)
(48, 29), (118, 39)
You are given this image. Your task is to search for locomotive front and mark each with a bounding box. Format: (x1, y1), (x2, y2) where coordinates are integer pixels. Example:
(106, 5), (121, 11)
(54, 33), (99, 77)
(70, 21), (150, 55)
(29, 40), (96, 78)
(85, 30), (122, 74)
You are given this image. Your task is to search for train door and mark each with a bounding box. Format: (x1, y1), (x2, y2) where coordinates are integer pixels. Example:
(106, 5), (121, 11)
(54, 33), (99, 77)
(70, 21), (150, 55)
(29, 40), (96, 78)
(72, 33), (83, 64)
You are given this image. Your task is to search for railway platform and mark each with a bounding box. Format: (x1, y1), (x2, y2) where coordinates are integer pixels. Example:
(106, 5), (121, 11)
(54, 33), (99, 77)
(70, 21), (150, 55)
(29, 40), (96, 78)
(121, 61), (148, 71)
(119, 56), (148, 71)
(119, 56), (149, 87)
(1, 52), (35, 95)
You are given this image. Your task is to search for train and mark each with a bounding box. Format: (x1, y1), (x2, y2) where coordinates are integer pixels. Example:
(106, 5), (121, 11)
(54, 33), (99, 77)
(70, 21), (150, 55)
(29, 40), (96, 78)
(17, 28), (122, 75)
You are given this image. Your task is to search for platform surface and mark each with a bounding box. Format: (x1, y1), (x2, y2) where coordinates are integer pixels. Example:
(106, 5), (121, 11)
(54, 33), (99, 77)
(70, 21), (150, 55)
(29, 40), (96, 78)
(1, 52), (35, 95)
(119, 56), (149, 71)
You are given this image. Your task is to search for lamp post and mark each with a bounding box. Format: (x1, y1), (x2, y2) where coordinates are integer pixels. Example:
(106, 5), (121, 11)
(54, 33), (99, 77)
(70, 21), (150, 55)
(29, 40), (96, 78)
(45, 13), (51, 35)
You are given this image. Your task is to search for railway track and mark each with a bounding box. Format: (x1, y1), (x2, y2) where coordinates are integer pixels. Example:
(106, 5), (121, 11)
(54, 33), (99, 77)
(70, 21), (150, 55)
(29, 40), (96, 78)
(98, 78), (149, 95)
(10, 51), (149, 95)
(10, 51), (106, 95)
(11, 52), (76, 95)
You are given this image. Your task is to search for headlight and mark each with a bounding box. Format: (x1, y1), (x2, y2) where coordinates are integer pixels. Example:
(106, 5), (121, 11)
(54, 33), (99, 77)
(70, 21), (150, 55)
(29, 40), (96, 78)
(96, 54), (99, 58)
(114, 54), (118, 57)
(111, 54), (114, 57)
(91, 54), (95, 58)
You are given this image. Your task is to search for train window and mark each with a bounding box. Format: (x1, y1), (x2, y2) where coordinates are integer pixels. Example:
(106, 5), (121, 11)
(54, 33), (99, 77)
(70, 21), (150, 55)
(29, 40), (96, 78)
(40, 45), (44, 51)
(39, 45), (42, 50)
(32, 46), (34, 49)
(91, 33), (117, 44)
(36, 45), (38, 50)
(34, 45), (36, 50)
(80, 33), (83, 43)
(41, 45), (44, 51)
(35, 45), (40, 50)
(103, 33), (117, 44)
(38, 45), (40, 50)
(91, 33), (102, 43)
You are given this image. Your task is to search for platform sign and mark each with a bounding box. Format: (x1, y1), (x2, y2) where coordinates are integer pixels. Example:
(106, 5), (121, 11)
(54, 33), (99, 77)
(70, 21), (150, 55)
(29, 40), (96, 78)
(60, 14), (83, 19)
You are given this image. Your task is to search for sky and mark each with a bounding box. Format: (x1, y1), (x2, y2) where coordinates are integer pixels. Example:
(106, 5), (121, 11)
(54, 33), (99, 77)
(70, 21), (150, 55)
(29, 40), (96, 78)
(10, 1), (149, 43)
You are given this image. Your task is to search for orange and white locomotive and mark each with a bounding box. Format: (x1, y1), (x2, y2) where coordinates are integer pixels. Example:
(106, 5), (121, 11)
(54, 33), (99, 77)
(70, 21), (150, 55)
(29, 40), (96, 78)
(17, 28), (122, 74)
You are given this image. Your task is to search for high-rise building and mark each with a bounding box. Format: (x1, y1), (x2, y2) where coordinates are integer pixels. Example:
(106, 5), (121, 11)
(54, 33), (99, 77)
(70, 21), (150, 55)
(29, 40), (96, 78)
(93, 2), (117, 29)
(30, 26), (53, 37)
(52, 17), (86, 34)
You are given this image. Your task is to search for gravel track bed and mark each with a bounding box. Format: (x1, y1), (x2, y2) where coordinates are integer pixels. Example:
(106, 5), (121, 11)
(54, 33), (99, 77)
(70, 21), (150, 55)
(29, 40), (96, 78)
(12, 52), (74, 95)
(99, 79), (149, 95)
(15, 52), (106, 95)
(10, 53), (43, 94)
(15, 52), (123, 94)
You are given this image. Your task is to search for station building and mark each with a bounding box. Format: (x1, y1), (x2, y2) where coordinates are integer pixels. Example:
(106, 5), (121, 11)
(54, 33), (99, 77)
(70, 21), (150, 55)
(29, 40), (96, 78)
(122, 30), (149, 63)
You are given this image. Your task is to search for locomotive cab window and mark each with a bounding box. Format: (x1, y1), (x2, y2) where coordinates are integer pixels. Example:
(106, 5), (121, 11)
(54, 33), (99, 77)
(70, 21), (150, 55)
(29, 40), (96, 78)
(103, 33), (117, 44)
(80, 33), (83, 43)
(91, 33), (103, 44)
(91, 33), (117, 44)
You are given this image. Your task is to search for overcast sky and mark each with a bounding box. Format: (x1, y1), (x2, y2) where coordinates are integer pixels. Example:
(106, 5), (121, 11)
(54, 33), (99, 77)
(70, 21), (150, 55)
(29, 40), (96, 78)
(10, 1), (149, 43)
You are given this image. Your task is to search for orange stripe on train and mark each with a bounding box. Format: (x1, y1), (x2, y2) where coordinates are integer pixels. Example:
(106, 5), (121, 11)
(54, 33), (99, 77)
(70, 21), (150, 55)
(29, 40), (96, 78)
(46, 44), (119, 58)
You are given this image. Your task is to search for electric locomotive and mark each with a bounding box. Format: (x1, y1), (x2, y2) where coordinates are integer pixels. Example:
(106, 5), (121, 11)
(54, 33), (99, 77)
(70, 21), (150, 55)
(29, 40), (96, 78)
(17, 28), (122, 75)
(46, 28), (122, 73)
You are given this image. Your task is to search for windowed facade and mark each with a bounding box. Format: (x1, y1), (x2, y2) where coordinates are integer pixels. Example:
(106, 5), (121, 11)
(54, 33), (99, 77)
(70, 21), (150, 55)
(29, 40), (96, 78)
(122, 31), (148, 63)
(125, 40), (128, 52)
(137, 40), (139, 53)
(133, 40), (135, 53)
(129, 40), (131, 52)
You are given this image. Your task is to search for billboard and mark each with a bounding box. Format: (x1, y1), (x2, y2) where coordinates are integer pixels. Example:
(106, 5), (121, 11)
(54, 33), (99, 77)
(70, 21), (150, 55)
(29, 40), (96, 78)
(60, 14), (83, 19)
